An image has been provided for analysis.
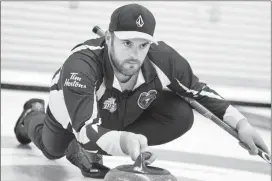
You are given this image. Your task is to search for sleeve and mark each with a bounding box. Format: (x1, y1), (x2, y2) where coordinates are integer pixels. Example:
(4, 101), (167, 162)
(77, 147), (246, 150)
(60, 51), (125, 156)
(167, 47), (246, 129)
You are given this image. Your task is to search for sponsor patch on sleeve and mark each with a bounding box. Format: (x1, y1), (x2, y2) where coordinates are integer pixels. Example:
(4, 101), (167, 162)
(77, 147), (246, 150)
(64, 72), (87, 89)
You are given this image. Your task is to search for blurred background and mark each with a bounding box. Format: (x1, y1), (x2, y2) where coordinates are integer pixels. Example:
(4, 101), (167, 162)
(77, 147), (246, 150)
(1, 1), (271, 181)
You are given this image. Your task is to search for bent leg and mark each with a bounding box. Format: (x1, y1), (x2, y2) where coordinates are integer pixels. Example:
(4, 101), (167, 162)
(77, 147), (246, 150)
(124, 91), (194, 145)
(24, 109), (75, 159)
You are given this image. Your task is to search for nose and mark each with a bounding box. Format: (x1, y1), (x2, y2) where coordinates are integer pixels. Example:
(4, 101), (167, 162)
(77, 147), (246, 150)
(131, 48), (140, 59)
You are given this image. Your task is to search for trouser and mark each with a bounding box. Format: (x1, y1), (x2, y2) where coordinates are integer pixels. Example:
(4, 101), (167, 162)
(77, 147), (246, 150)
(24, 91), (194, 160)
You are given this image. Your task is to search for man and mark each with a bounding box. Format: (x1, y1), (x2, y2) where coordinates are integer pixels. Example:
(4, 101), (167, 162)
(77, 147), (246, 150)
(14, 3), (269, 179)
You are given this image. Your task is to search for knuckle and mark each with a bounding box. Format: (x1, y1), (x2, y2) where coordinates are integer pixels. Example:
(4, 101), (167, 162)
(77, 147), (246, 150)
(141, 135), (148, 143)
(137, 134), (147, 142)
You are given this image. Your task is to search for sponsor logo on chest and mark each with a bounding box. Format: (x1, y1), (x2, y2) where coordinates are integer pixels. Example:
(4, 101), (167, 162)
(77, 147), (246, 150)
(64, 73), (87, 89)
(138, 90), (157, 109)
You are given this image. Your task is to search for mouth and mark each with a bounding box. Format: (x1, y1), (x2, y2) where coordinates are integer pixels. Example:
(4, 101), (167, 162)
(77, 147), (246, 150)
(126, 61), (139, 65)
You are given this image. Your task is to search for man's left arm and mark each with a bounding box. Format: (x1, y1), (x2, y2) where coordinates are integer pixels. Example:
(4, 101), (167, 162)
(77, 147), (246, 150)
(167, 47), (269, 155)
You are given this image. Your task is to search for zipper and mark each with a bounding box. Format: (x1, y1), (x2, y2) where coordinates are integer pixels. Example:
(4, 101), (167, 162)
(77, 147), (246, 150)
(120, 90), (130, 129)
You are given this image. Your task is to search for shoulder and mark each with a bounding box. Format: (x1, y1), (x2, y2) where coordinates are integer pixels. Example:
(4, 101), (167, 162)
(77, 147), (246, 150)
(70, 37), (105, 60)
(148, 41), (190, 71)
(71, 37), (105, 53)
(63, 37), (106, 75)
(148, 41), (172, 61)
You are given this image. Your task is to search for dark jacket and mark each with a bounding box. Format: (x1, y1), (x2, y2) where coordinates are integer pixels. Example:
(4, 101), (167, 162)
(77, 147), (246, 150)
(48, 37), (232, 153)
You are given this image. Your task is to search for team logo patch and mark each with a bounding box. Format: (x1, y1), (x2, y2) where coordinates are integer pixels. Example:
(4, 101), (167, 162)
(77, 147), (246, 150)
(138, 90), (157, 109)
(103, 97), (117, 113)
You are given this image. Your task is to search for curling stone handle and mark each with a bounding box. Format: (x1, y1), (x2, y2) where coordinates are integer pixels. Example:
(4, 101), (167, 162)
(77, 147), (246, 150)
(132, 152), (152, 173)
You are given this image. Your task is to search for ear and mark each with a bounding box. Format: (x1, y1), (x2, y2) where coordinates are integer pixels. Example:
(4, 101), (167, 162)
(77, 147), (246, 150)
(105, 30), (112, 43)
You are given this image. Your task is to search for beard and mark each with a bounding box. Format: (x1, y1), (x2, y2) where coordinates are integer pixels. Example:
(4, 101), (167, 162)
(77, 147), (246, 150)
(112, 57), (141, 76)
(109, 51), (142, 77)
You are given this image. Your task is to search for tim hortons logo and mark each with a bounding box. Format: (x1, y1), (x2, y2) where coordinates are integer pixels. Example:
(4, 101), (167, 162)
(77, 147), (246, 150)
(64, 73), (87, 89)
(137, 90), (157, 109)
(103, 97), (117, 113)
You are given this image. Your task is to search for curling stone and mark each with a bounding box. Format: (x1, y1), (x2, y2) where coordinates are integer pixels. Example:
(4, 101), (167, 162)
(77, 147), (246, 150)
(104, 152), (177, 181)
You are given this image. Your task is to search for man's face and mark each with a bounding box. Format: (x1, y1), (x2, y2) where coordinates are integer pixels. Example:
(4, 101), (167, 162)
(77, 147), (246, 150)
(108, 33), (151, 76)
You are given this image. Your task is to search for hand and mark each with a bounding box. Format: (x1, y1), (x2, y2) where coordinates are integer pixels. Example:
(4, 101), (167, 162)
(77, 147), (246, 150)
(120, 132), (156, 164)
(237, 119), (269, 155)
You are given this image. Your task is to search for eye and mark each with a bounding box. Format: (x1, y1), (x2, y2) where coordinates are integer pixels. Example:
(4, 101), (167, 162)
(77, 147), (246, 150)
(123, 40), (132, 47)
(140, 42), (150, 49)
